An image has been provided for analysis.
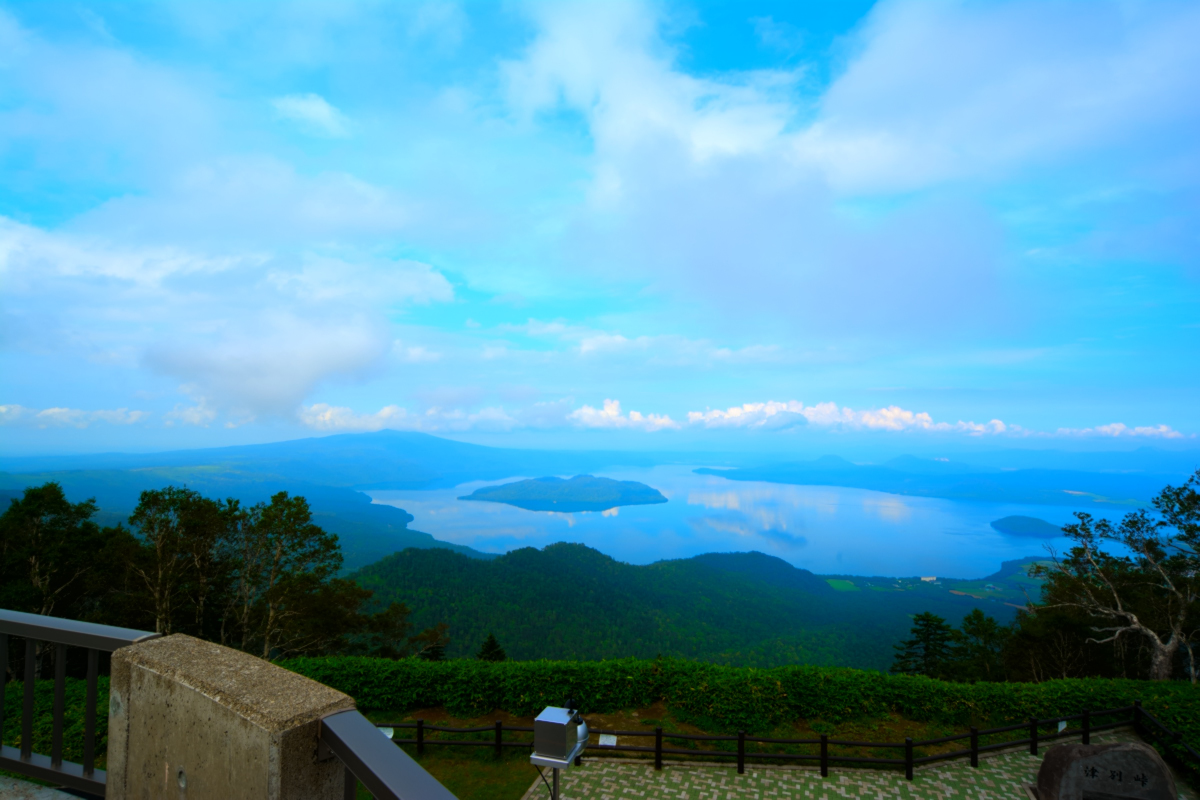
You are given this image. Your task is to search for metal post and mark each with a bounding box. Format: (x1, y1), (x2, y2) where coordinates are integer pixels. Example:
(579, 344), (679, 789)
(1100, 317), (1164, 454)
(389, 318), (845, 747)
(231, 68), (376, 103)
(552, 766), (559, 800)
(1133, 700), (1142, 734)
(1082, 708), (1090, 746)
(52, 643), (66, 769)
(655, 727), (663, 771)
(737, 730), (745, 774)
(970, 726), (978, 768)
(417, 718), (425, 757)
(0, 633), (7, 748)
(83, 649), (98, 776)
(495, 720), (502, 760)
(1029, 718), (1038, 756)
(904, 737), (913, 781)
(22, 638), (35, 761)
(820, 734), (828, 777)
(342, 767), (356, 800)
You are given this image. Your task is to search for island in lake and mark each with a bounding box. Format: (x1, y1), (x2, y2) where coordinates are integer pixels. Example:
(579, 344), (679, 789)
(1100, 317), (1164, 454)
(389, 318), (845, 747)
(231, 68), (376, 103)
(459, 475), (668, 512)
(990, 515), (1064, 538)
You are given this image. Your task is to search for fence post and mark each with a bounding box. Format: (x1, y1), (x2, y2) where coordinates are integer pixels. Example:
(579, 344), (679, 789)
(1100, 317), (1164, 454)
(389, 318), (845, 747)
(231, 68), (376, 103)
(1029, 718), (1038, 756)
(1082, 709), (1090, 745)
(737, 730), (745, 775)
(904, 737), (913, 781)
(417, 718), (425, 757)
(655, 727), (663, 771)
(820, 734), (828, 778)
(970, 726), (978, 768)
(22, 638), (35, 762)
(1133, 700), (1142, 735)
(495, 720), (502, 760)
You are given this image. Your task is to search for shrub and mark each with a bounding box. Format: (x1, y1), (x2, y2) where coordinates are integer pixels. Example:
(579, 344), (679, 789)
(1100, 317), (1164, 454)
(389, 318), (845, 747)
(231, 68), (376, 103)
(281, 656), (1200, 740)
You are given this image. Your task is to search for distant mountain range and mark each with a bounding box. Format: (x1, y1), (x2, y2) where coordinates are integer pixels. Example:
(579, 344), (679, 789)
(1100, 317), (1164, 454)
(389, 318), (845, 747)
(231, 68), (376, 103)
(2, 431), (1195, 571)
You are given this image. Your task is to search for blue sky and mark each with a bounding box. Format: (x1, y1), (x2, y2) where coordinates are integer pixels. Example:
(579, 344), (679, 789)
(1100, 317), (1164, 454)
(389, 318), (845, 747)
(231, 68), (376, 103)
(1, 0), (1198, 456)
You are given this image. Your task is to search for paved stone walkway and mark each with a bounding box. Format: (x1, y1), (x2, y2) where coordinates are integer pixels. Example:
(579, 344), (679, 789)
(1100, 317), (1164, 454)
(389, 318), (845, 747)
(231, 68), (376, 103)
(522, 732), (1198, 800)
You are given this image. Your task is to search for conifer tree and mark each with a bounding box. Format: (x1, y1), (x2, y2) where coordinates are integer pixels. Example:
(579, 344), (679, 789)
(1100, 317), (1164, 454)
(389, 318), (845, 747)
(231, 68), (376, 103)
(891, 612), (954, 678)
(476, 632), (507, 662)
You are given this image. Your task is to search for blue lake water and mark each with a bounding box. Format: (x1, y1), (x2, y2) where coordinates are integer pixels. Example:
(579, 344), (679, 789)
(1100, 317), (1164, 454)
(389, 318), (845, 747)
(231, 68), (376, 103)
(367, 465), (1101, 579)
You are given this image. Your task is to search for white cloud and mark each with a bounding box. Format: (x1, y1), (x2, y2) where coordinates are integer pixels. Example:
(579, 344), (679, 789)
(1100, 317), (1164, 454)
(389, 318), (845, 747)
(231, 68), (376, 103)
(145, 316), (390, 419)
(298, 403), (517, 433)
(568, 399), (680, 432)
(0, 404), (147, 428)
(271, 93), (350, 137)
(392, 340), (443, 363)
(1055, 423), (1186, 439)
(688, 400), (1007, 435)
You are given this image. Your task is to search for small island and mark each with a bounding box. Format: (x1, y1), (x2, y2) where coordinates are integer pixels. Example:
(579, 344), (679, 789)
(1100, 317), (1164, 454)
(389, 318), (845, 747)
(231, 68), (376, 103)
(459, 475), (668, 513)
(990, 515), (1064, 538)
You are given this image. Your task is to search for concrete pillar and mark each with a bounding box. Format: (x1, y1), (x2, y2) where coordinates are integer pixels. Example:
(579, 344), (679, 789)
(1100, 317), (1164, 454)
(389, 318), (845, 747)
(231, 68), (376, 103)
(106, 634), (356, 800)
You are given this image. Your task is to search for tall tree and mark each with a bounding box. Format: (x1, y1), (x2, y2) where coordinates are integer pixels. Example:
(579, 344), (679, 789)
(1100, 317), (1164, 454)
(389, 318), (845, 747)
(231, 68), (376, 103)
(129, 487), (230, 635)
(891, 612), (954, 678)
(222, 492), (343, 658)
(949, 609), (1010, 682)
(1034, 470), (1200, 682)
(0, 483), (104, 618)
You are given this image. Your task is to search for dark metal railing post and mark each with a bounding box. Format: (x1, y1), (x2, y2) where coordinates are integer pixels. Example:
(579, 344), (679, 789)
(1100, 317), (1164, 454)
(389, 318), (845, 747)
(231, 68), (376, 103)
(1133, 700), (1142, 735)
(1, 609), (160, 796)
(1082, 708), (1090, 745)
(22, 638), (36, 762)
(737, 730), (745, 774)
(1029, 718), (1038, 756)
(416, 718), (425, 757)
(970, 726), (978, 768)
(820, 734), (828, 777)
(83, 649), (98, 776)
(52, 643), (66, 769)
(655, 727), (663, 770)
(0, 633), (7, 748)
(342, 769), (356, 800)
(904, 737), (913, 780)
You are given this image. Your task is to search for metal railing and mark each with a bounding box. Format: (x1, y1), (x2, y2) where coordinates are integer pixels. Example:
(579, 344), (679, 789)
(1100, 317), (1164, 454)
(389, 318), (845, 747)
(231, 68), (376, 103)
(375, 701), (1200, 782)
(321, 710), (457, 800)
(0, 608), (159, 796)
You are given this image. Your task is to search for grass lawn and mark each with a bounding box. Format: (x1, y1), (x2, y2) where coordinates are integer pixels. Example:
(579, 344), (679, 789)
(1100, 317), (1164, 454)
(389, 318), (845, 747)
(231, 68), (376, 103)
(825, 578), (859, 591)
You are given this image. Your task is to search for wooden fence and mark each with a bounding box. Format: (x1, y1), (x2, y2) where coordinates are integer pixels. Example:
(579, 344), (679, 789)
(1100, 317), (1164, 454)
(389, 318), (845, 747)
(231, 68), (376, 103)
(376, 701), (1199, 781)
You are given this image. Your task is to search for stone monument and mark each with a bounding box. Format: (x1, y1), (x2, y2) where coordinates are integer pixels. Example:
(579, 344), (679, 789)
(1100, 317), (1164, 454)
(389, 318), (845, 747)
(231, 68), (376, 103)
(1036, 741), (1176, 800)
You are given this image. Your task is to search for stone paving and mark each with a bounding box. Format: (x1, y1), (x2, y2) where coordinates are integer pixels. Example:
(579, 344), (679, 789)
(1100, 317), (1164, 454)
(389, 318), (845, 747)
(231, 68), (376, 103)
(522, 732), (1198, 800)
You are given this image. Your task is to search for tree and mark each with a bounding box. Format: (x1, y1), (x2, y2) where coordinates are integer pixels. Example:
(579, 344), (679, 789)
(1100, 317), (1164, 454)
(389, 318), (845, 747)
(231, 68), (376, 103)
(476, 632), (507, 662)
(0, 483), (104, 618)
(949, 609), (1010, 682)
(128, 487), (231, 635)
(1033, 470), (1200, 682)
(891, 612), (954, 678)
(222, 492), (343, 658)
(412, 622), (450, 661)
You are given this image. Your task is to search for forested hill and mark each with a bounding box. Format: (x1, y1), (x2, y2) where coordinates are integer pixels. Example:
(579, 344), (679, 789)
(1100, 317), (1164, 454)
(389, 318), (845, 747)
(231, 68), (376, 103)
(352, 544), (1014, 672)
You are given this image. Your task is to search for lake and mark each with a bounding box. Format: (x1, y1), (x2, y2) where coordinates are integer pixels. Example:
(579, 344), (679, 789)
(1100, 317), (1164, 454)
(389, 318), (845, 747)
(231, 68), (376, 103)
(367, 465), (1101, 578)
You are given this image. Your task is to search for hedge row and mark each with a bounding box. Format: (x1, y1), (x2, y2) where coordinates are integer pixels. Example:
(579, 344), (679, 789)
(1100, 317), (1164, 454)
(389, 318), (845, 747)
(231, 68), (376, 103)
(282, 656), (1200, 739)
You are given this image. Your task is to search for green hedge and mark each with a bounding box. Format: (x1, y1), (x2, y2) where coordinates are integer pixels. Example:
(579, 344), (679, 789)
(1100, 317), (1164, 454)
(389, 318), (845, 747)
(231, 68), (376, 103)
(282, 656), (1200, 740)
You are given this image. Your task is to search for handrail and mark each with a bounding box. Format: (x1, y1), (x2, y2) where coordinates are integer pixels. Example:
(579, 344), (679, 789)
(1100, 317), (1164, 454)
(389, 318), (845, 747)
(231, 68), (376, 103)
(321, 710), (457, 800)
(0, 609), (160, 651)
(1, 607), (159, 796)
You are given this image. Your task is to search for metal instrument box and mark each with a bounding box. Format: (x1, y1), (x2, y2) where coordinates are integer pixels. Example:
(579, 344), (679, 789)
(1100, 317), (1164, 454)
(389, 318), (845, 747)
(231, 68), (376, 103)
(531, 706), (585, 767)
